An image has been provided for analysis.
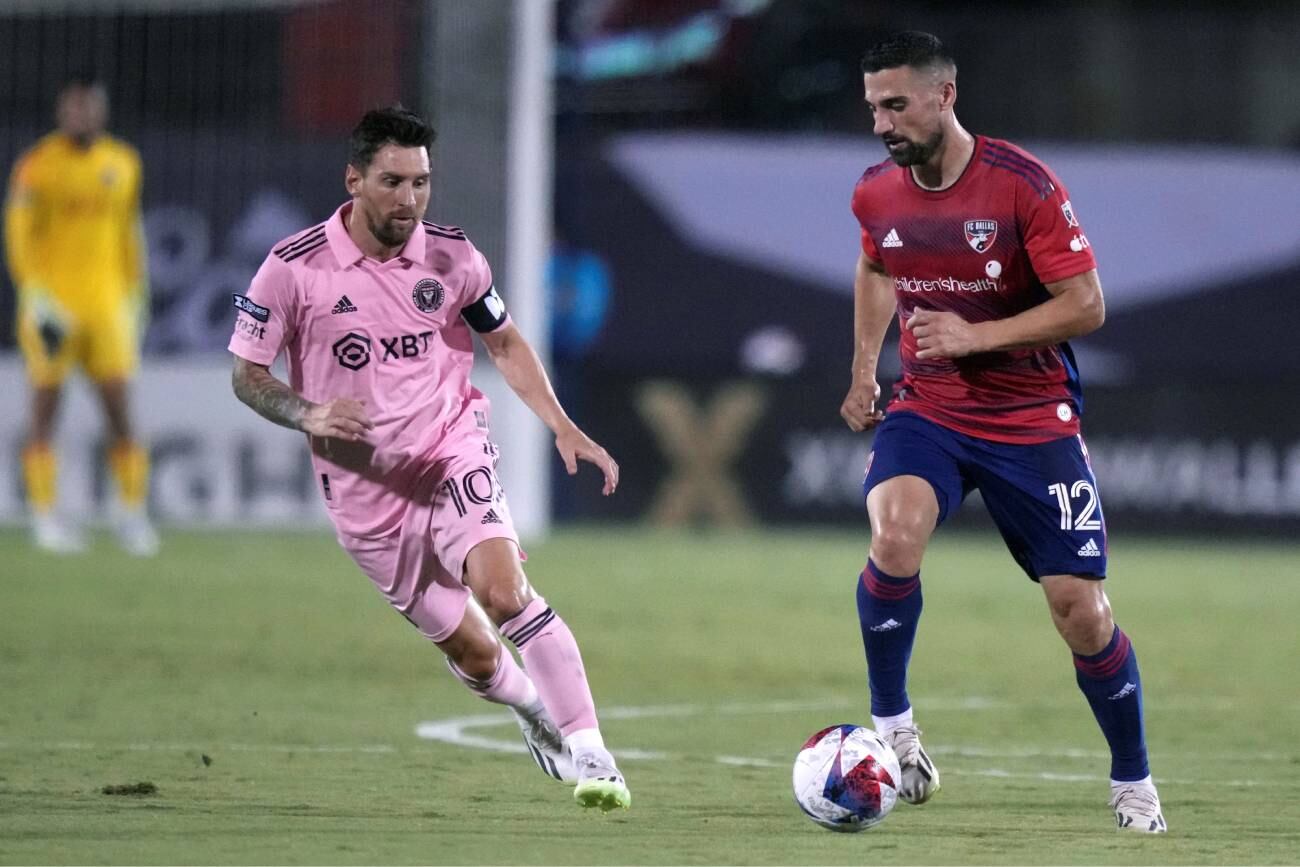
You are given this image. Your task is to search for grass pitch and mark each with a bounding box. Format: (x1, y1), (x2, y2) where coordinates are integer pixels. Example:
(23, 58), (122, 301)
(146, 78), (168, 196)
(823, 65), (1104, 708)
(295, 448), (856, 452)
(1, 525), (1298, 864)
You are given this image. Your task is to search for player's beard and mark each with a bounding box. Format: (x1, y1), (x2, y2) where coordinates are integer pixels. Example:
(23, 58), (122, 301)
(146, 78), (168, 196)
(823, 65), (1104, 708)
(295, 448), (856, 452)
(367, 210), (417, 249)
(884, 129), (944, 167)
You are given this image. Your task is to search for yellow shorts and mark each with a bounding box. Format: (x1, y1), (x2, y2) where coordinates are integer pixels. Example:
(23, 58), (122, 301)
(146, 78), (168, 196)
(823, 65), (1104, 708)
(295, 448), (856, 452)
(18, 300), (139, 387)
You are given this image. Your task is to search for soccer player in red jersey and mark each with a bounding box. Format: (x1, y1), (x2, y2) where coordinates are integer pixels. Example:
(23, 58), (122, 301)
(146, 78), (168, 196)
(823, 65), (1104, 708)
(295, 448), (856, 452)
(841, 32), (1165, 833)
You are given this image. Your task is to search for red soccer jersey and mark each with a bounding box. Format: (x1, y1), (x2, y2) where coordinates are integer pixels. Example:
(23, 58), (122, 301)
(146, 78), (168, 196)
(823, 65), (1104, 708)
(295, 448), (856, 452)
(851, 135), (1096, 444)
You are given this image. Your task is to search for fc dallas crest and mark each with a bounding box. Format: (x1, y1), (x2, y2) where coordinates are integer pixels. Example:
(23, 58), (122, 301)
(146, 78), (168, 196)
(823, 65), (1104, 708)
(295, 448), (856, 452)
(964, 219), (997, 253)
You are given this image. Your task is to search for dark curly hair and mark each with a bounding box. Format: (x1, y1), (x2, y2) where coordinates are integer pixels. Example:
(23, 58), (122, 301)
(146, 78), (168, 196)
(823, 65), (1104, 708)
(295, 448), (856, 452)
(348, 106), (436, 171)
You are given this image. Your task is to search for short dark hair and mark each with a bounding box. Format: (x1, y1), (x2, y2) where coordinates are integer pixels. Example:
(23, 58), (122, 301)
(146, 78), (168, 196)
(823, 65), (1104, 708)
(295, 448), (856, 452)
(861, 31), (955, 76)
(349, 106), (436, 171)
(61, 70), (105, 93)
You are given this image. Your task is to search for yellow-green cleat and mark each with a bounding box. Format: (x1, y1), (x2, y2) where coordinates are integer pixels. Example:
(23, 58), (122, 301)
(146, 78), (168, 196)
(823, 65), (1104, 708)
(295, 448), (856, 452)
(573, 752), (631, 812)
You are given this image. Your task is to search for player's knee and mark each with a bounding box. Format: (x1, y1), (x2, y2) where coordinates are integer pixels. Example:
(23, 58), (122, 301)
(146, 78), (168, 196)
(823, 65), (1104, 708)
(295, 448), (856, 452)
(1046, 580), (1113, 650)
(446, 638), (500, 681)
(869, 522), (926, 576)
(474, 573), (535, 626)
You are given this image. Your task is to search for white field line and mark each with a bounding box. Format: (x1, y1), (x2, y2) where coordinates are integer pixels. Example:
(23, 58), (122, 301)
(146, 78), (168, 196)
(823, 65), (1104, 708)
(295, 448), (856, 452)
(414, 699), (1286, 788)
(0, 740), (396, 755)
(0, 697), (1287, 790)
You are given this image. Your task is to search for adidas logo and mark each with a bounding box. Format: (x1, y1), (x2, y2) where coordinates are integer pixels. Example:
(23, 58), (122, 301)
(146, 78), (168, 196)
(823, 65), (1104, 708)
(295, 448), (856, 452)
(331, 295), (358, 314)
(870, 618), (902, 632)
(882, 228), (903, 248)
(481, 509), (502, 525)
(1077, 538), (1102, 557)
(1108, 681), (1137, 701)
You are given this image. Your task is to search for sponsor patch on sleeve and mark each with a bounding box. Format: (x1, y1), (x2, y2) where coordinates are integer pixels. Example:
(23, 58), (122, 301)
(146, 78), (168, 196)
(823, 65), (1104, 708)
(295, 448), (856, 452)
(233, 293), (270, 322)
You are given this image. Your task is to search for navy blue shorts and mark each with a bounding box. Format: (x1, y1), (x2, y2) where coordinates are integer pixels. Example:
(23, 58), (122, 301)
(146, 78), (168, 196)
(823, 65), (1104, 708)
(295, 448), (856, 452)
(862, 411), (1108, 581)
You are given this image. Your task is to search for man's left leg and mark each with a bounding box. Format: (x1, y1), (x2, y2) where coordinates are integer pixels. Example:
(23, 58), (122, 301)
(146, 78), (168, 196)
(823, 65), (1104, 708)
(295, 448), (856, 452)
(974, 432), (1164, 833)
(1042, 575), (1165, 833)
(88, 301), (157, 555)
(95, 377), (157, 556)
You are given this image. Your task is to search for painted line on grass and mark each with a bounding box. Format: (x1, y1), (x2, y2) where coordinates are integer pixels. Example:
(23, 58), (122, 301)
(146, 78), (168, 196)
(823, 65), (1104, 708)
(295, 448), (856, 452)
(414, 697), (1286, 788)
(0, 740), (397, 755)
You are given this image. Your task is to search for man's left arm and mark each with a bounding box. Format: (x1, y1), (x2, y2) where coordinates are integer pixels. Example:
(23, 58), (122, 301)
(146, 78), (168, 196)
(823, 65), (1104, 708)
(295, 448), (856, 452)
(478, 321), (619, 495)
(909, 268), (1105, 359)
(120, 152), (149, 329)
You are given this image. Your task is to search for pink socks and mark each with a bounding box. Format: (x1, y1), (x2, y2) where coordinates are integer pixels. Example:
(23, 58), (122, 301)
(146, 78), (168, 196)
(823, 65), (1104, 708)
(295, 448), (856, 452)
(500, 597), (599, 736)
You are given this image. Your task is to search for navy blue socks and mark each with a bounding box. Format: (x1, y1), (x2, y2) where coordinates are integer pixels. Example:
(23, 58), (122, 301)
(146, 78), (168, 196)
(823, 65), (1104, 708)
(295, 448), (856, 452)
(1074, 625), (1150, 781)
(856, 559), (923, 718)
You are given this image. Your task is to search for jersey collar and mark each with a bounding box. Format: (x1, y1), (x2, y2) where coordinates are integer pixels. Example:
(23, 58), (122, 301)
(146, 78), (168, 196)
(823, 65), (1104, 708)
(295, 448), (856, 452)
(326, 201), (427, 268)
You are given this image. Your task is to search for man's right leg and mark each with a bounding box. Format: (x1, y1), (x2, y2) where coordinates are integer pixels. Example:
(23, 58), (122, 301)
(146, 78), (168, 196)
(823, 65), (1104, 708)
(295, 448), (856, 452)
(18, 311), (82, 552)
(863, 474), (941, 804)
(24, 383), (83, 553)
(858, 414), (968, 805)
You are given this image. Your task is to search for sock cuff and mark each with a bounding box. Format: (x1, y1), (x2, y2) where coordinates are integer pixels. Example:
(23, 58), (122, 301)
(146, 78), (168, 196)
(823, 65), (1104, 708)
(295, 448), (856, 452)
(1073, 626), (1131, 679)
(501, 597), (555, 649)
(446, 653), (503, 692)
(862, 559), (920, 600)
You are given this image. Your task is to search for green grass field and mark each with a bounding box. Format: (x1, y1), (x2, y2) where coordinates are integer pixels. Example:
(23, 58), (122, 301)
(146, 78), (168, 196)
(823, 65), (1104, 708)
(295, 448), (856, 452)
(1, 526), (1298, 865)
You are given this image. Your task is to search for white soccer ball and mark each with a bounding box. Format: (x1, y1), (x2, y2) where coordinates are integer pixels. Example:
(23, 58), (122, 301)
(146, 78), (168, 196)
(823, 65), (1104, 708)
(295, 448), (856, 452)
(793, 724), (902, 832)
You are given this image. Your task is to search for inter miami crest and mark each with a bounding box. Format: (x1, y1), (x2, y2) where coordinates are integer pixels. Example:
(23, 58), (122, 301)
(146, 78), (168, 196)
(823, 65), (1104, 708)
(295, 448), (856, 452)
(964, 219), (998, 253)
(412, 278), (445, 313)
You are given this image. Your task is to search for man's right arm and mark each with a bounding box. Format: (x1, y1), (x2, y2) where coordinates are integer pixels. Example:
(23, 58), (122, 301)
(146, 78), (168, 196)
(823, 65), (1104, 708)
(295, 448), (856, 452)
(4, 155), (41, 292)
(840, 252), (896, 432)
(231, 356), (372, 441)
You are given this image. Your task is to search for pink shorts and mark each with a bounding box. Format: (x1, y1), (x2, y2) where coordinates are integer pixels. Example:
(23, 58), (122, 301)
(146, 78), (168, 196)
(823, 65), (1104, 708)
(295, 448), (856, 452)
(337, 444), (520, 643)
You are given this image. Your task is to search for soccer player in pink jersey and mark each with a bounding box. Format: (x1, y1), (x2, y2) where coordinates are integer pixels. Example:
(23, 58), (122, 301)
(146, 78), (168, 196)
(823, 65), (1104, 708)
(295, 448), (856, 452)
(227, 107), (629, 812)
(842, 33), (1165, 833)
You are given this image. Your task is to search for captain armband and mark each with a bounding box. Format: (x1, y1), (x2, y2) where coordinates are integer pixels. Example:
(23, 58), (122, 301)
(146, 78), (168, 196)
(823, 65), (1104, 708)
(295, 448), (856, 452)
(461, 285), (508, 333)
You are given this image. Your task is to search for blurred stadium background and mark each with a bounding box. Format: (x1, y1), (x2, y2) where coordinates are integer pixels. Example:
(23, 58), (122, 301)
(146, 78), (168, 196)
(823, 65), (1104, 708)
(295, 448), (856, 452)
(4, 2), (1300, 863)
(3, 0), (1300, 539)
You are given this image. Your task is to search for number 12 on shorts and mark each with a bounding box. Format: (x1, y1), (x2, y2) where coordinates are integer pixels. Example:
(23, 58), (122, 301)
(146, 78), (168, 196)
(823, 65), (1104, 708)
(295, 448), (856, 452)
(1048, 480), (1103, 531)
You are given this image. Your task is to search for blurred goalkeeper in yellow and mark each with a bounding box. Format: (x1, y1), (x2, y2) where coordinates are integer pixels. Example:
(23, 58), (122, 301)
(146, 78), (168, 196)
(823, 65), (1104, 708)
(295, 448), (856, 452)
(4, 75), (158, 556)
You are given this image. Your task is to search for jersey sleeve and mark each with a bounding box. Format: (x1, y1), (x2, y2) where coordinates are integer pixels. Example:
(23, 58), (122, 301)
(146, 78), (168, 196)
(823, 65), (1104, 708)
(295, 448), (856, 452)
(1021, 177), (1096, 285)
(119, 148), (146, 291)
(850, 181), (884, 264)
(458, 243), (511, 334)
(3, 152), (41, 290)
(227, 254), (298, 365)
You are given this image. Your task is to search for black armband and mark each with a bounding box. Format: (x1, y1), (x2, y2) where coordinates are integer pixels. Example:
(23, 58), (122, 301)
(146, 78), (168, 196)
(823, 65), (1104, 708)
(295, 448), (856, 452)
(461, 285), (508, 333)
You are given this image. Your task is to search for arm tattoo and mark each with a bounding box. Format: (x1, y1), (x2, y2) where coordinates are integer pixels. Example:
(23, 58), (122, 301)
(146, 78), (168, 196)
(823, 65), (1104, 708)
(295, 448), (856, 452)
(231, 360), (313, 432)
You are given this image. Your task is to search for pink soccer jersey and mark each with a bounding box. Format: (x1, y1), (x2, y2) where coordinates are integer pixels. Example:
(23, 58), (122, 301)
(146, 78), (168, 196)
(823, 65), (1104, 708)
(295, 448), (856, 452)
(228, 203), (512, 538)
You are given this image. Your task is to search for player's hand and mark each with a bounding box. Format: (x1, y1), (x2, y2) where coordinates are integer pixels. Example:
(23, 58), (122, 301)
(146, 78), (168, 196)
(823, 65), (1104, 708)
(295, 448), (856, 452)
(555, 424), (619, 496)
(301, 398), (374, 442)
(127, 281), (151, 339)
(907, 309), (984, 360)
(841, 376), (885, 432)
(21, 285), (68, 356)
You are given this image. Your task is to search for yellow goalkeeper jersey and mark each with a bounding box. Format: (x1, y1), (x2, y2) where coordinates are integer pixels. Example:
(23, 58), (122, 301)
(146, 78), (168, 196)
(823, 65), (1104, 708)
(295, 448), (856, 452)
(4, 132), (144, 316)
